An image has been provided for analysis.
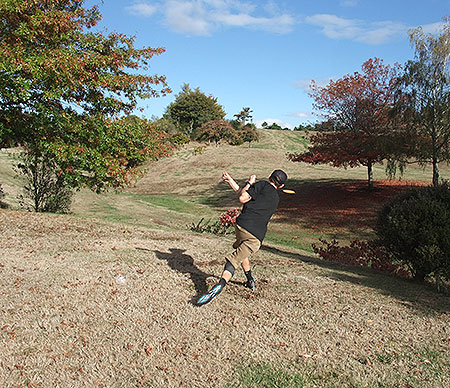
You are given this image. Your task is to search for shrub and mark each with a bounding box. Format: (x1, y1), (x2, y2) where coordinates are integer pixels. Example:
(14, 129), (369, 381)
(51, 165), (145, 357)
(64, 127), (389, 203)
(376, 183), (450, 281)
(0, 184), (7, 208)
(218, 208), (240, 228)
(188, 218), (228, 235)
(196, 120), (236, 145)
(16, 152), (73, 213)
(189, 209), (240, 235)
(238, 123), (259, 147)
(169, 131), (190, 147)
(226, 129), (244, 146)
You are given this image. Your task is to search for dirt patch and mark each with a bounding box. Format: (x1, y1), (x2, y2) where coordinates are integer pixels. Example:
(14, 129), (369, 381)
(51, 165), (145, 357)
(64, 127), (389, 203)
(1, 210), (448, 387)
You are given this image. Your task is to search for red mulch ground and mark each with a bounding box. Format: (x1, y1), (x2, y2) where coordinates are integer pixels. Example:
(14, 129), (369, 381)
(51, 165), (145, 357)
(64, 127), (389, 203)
(277, 179), (428, 232)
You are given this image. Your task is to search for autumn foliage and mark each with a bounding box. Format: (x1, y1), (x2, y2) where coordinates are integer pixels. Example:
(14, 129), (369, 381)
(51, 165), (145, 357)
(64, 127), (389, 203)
(196, 120), (236, 145)
(0, 0), (172, 193)
(219, 208), (241, 228)
(288, 58), (403, 189)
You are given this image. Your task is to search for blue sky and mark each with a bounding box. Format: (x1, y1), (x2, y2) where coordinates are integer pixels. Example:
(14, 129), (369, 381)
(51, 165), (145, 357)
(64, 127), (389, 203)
(92, 0), (448, 128)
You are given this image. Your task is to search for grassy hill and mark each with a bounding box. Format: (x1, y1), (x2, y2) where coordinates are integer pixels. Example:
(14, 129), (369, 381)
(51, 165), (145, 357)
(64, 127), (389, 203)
(76, 129), (447, 251)
(0, 130), (449, 387)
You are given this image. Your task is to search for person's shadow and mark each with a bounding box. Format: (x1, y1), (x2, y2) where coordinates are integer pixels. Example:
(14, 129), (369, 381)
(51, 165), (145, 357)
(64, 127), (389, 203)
(153, 248), (216, 304)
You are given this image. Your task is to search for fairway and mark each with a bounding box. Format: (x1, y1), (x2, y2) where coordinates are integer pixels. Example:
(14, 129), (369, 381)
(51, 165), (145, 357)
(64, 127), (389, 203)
(1, 131), (449, 387)
(2, 0), (449, 385)
(0, 210), (449, 387)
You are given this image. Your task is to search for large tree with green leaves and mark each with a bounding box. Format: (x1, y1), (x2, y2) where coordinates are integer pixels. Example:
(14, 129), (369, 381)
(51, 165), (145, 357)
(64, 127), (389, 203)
(394, 18), (450, 187)
(0, 0), (172, 192)
(164, 83), (226, 138)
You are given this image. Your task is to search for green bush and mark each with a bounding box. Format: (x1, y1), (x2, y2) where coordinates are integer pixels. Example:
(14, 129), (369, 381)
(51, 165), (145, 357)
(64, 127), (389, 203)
(0, 184), (7, 208)
(16, 152), (73, 213)
(376, 183), (450, 281)
(168, 131), (190, 147)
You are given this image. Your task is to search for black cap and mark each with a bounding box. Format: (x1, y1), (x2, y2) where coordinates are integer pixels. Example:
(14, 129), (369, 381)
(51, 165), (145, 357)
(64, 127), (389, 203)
(269, 169), (287, 186)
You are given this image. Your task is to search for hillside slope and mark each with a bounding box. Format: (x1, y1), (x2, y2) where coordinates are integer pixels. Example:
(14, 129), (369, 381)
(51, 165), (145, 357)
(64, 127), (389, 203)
(1, 209), (449, 387)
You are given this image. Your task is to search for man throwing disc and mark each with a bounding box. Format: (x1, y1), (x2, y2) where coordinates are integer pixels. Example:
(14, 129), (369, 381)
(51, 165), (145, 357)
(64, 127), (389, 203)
(197, 169), (287, 306)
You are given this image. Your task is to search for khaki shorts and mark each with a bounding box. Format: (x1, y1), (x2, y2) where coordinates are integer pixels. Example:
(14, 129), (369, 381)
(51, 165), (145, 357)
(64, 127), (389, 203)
(225, 224), (261, 268)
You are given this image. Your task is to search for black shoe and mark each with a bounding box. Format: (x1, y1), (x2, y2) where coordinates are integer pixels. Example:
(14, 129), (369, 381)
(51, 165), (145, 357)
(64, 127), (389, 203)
(197, 284), (223, 306)
(245, 277), (256, 291)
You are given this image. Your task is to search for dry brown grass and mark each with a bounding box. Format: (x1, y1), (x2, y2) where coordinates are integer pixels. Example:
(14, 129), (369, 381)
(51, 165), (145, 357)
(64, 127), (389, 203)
(1, 209), (449, 387)
(1, 133), (450, 387)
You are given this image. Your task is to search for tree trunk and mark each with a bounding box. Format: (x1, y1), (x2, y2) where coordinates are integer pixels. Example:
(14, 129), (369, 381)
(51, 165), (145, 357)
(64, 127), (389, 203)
(367, 161), (374, 190)
(432, 156), (439, 187)
(33, 154), (40, 212)
(431, 128), (439, 187)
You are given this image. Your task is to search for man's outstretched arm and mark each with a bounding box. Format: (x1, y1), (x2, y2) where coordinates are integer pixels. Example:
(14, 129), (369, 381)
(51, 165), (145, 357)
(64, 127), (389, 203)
(222, 171), (255, 203)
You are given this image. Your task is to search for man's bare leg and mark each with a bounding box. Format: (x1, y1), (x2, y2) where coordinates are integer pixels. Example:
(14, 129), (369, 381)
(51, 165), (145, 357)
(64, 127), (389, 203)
(221, 269), (233, 283)
(241, 258), (251, 272)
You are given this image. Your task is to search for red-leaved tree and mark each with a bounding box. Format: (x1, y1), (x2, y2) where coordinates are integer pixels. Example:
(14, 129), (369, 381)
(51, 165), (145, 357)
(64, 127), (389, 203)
(196, 120), (236, 145)
(289, 58), (402, 189)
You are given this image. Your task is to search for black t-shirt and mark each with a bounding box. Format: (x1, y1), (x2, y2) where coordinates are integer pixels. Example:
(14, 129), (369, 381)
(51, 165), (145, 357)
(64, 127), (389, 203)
(236, 180), (279, 242)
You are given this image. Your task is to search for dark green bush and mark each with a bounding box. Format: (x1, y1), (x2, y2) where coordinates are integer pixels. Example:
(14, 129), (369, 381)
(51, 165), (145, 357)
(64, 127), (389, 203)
(0, 184), (7, 208)
(16, 152), (73, 213)
(376, 183), (450, 281)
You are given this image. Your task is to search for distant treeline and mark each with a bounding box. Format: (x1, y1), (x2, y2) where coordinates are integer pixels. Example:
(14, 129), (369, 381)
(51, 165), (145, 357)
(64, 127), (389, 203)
(261, 120), (336, 132)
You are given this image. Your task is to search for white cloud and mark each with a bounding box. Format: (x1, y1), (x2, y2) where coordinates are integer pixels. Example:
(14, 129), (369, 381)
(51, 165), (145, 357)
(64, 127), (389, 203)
(294, 77), (334, 92)
(126, 0), (295, 36)
(255, 118), (294, 129)
(419, 21), (445, 35)
(213, 12), (294, 34)
(306, 14), (408, 45)
(288, 111), (312, 119)
(166, 1), (212, 35)
(340, 0), (358, 7)
(294, 79), (314, 93)
(361, 21), (408, 45)
(126, 2), (158, 17)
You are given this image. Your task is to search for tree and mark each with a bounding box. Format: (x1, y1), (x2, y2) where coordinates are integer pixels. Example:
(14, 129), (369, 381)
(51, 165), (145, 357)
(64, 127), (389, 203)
(164, 83), (226, 138)
(394, 18), (450, 187)
(293, 123), (314, 131)
(313, 119), (343, 132)
(263, 122), (283, 130)
(0, 0), (171, 194)
(196, 120), (236, 145)
(239, 124), (259, 147)
(288, 58), (402, 190)
(233, 107), (253, 125)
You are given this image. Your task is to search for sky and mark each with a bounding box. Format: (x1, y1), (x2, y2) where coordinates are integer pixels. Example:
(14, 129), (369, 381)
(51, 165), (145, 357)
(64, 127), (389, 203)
(91, 0), (449, 128)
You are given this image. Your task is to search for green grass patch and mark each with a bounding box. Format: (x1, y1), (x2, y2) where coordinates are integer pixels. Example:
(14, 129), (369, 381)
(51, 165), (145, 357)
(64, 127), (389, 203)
(130, 193), (200, 214)
(264, 232), (315, 252)
(235, 363), (307, 388)
(283, 133), (310, 150)
(86, 202), (137, 224)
